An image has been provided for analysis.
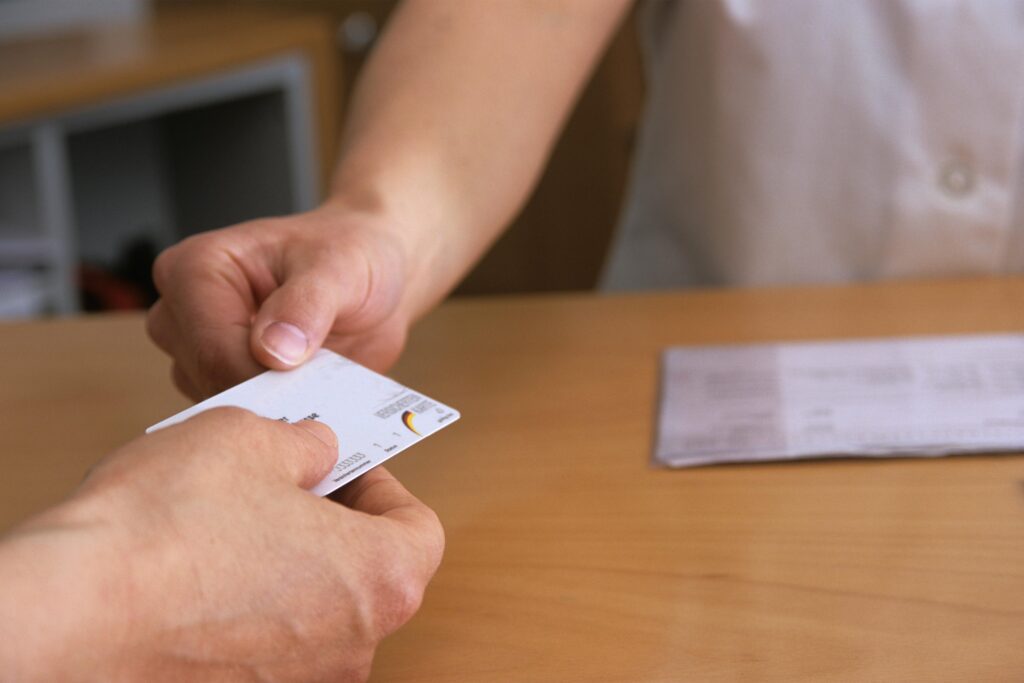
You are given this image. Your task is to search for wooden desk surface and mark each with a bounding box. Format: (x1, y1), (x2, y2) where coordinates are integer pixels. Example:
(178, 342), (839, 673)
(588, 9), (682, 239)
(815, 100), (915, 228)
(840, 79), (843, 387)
(2, 278), (1023, 681)
(0, 5), (338, 181)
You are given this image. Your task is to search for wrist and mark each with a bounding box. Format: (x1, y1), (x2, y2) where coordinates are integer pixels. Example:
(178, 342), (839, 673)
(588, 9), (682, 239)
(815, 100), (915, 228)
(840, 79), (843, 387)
(317, 187), (452, 324)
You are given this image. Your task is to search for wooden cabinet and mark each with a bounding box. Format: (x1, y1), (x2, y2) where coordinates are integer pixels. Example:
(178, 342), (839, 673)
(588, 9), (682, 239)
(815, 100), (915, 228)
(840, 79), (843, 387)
(0, 5), (337, 315)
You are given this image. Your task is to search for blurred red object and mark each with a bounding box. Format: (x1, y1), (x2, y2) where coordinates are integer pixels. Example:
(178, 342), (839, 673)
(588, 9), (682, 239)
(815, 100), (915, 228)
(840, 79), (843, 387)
(78, 264), (146, 311)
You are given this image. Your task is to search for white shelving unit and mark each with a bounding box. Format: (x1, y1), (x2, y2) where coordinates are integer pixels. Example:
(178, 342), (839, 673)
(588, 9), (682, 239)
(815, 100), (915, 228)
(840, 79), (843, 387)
(0, 53), (319, 317)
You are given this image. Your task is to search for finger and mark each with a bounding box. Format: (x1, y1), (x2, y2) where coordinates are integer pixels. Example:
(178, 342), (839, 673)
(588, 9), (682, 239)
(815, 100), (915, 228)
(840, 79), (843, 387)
(185, 408), (338, 489)
(149, 301), (207, 401)
(171, 362), (203, 402)
(331, 467), (445, 577)
(156, 257), (265, 397)
(333, 467), (442, 532)
(240, 413), (338, 490)
(249, 261), (368, 370)
(290, 419), (340, 489)
(145, 298), (176, 355)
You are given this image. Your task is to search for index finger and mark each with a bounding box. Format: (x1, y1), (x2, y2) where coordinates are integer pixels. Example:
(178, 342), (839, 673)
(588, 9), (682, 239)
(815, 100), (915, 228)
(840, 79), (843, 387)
(331, 467), (444, 539)
(152, 252), (265, 397)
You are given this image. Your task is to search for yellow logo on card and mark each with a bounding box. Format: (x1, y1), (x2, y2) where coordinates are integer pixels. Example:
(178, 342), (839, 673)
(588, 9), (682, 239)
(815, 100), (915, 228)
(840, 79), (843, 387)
(401, 410), (421, 435)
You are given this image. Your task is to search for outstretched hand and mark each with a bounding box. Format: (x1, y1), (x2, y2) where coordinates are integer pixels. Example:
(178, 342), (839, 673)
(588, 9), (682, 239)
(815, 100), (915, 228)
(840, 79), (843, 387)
(147, 202), (411, 400)
(0, 407), (444, 682)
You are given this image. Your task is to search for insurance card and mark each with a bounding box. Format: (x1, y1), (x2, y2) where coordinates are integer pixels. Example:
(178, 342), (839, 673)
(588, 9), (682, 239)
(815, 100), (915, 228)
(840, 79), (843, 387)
(147, 349), (460, 496)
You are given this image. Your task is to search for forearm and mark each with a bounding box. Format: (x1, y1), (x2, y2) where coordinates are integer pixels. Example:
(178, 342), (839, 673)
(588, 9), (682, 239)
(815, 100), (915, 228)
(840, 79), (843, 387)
(330, 0), (632, 318)
(0, 506), (131, 681)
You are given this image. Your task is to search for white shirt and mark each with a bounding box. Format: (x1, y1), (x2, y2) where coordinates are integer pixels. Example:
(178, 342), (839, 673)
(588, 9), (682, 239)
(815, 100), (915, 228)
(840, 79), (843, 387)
(601, 0), (1024, 290)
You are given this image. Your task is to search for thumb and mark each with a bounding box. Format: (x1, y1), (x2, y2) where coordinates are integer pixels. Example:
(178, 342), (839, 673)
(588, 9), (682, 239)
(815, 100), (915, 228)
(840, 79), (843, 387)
(236, 413), (339, 490)
(286, 418), (340, 490)
(146, 408), (339, 491)
(250, 265), (363, 369)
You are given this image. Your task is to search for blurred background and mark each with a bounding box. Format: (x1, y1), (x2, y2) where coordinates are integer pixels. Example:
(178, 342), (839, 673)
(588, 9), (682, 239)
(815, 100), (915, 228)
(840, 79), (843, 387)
(0, 0), (644, 319)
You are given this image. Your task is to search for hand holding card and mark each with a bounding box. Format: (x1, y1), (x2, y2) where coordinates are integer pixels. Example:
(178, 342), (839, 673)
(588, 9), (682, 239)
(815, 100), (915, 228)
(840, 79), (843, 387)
(148, 349), (460, 495)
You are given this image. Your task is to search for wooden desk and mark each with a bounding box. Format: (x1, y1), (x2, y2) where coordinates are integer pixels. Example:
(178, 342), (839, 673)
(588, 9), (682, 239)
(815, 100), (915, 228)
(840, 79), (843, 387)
(2, 278), (1023, 680)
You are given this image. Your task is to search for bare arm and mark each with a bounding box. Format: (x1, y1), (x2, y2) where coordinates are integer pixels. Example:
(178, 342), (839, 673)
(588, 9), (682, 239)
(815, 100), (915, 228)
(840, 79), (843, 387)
(332, 0), (632, 318)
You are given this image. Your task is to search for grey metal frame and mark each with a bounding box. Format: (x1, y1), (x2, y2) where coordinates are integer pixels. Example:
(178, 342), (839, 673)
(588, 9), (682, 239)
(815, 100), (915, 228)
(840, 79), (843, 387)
(0, 52), (319, 315)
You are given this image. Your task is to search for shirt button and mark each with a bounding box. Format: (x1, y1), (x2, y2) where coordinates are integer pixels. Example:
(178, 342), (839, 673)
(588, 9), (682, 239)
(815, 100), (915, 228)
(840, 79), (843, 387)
(938, 160), (975, 197)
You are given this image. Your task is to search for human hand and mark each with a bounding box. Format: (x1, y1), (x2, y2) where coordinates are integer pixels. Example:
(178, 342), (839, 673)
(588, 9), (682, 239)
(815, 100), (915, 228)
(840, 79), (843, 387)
(147, 201), (410, 400)
(0, 408), (444, 682)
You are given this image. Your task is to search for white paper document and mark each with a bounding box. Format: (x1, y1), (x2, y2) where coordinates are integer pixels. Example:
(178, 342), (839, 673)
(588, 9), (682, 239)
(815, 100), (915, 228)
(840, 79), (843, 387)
(655, 333), (1024, 467)
(148, 349), (460, 496)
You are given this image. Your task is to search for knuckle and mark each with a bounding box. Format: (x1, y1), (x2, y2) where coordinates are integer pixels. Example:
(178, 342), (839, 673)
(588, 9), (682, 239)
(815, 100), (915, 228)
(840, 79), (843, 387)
(307, 438), (339, 474)
(421, 509), (446, 570)
(284, 424), (335, 472)
(300, 420), (339, 452)
(350, 656), (374, 683)
(379, 567), (427, 632)
(144, 302), (170, 349)
(197, 405), (260, 429)
(153, 234), (221, 292)
(188, 407), (273, 457)
(151, 247), (178, 293)
(175, 231), (215, 253)
(329, 654), (374, 683)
